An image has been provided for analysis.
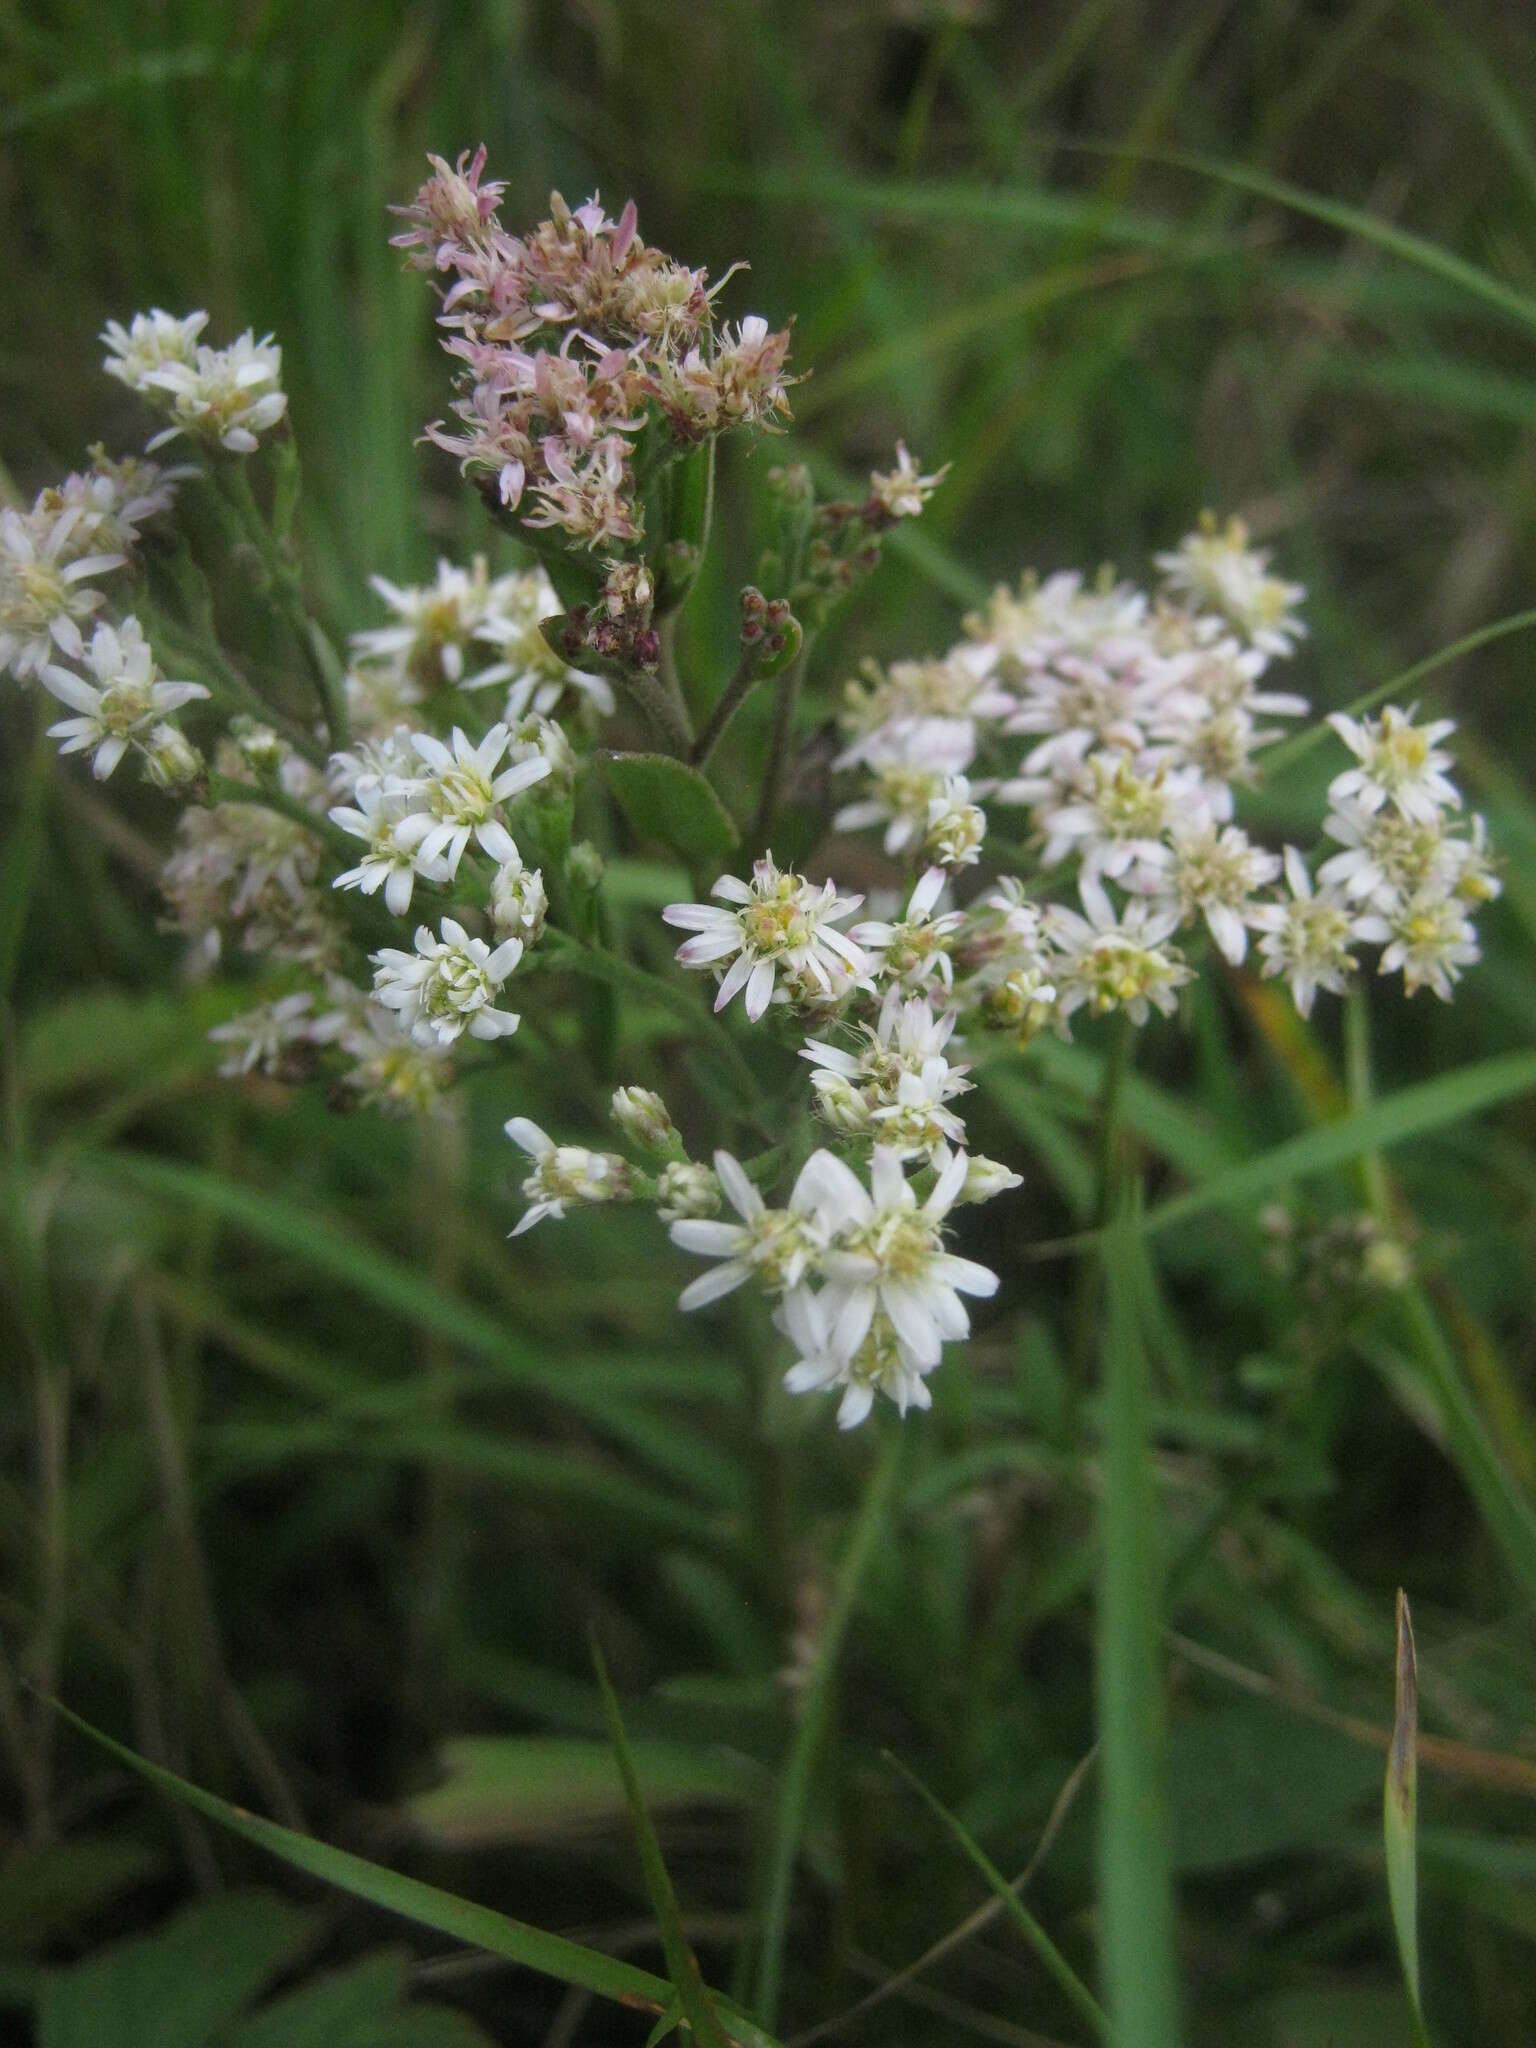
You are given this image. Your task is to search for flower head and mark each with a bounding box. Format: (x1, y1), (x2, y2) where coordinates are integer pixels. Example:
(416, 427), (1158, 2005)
(1326, 705), (1460, 824)
(1155, 514), (1306, 656)
(1250, 848), (1380, 1018)
(663, 855), (867, 1020)
(371, 917), (522, 1044)
(40, 617), (206, 780)
(505, 1117), (633, 1233)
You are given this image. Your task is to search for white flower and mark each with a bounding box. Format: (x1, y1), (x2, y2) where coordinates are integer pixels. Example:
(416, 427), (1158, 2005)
(662, 854), (867, 1022)
(867, 443), (950, 520)
(972, 569), (1149, 672)
(1151, 818), (1282, 965)
(805, 1145), (998, 1372)
(923, 780), (987, 869)
(1155, 515), (1306, 657)
(329, 780), (448, 915)
(833, 710), (976, 777)
(1317, 797), (1461, 911)
(1044, 877), (1194, 1027)
(1326, 706), (1461, 824)
(1249, 848), (1383, 1019)
(505, 1118), (633, 1234)
(801, 988), (972, 1160)
(371, 917), (522, 1044)
(839, 648), (1013, 744)
(39, 617), (207, 779)
(0, 504), (125, 680)
(35, 448), (187, 558)
(1376, 892), (1481, 1001)
(138, 329), (289, 454)
(333, 998), (456, 1118)
(776, 1287), (934, 1430)
(1034, 749), (1198, 879)
(655, 1161), (722, 1223)
(353, 557), (598, 706)
(849, 866), (966, 991)
(101, 309), (208, 391)
(669, 1150), (831, 1307)
(208, 992), (319, 1077)
(489, 849), (548, 944)
(392, 722), (552, 877)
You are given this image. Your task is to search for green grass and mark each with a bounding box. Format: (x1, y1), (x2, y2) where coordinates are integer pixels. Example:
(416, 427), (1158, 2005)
(4, 3), (1536, 2045)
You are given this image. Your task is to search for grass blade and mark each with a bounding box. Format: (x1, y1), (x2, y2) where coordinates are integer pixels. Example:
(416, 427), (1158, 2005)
(1056, 140), (1536, 334)
(1141, 1049), (1536, 1239)
(1384, 1592), (1431, 2046)
(1098, 1191), (1182, 2046)
(45, 1700), (780, 2047)
(751, 1431), (904, 2027)
(882, 1750), (1110, 2041)
(592, 1639), (735, 2048)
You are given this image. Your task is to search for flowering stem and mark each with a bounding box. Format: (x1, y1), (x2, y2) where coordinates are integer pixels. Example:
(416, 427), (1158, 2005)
(1071, 1012), (1135, 1379)
(692, 647), (763, 768)
(754, 649), (804, 841)
(750, 1428), (904, 2027)
(620, 659), (695, 757)
(654, 615), (697, 751)
(204, 771), (357, 865)
(216, 465), (350, 749)
(142, 607), (327, 769)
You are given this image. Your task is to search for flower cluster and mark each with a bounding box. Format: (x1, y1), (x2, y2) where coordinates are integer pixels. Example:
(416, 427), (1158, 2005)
(103, 309), (288, 455)
(397, 154), (792, 545)
(1, 449), (183, 681)
(16, 160), (1500, 1439)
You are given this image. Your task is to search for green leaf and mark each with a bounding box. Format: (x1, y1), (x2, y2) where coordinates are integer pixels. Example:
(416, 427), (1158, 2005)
(593, 1642), (736, 2048)
(1141, 1049), (1536, 1240)
(46, 1701), (781, 2048)
(599, 750), (740, 866)
(36, 1890), (318, 2048)
(1097, 1190), (1184, 2046)
(1385, 1591), (1431, 2046)
(404, 1734), (762, 1848)
(882, 1750), (1110, 2040)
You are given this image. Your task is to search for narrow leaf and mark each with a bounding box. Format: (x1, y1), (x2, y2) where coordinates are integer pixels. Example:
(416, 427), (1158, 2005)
(46, 1701), (781, 2047)
(592, 1640), (735, 2048)
(883, 1751), (1110, 2041)
(1142, 1049), (1536, 1239)
(1385, 1591), (1430, 2045)
(1098, 1190), (1183, 2045)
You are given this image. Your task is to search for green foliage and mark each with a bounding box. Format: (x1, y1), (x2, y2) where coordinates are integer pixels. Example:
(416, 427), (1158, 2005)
(598, 750), (742, 866)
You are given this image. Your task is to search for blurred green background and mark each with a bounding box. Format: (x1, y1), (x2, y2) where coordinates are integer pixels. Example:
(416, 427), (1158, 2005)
(3, 3), (1536, 2044)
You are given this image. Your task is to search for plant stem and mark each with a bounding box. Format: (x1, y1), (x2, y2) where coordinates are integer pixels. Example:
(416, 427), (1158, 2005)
(622, 661), (695, 757)
(754, 650), (805, 842)
(218, 464), (349, 748)
(692, 647), (763, 767)
(1071, 1012), (1134, 1380)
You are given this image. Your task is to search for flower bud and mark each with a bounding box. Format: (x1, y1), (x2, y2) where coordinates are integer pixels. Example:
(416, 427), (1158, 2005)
(655, 1160), (721, 1222)
(141, 722), (204, 790)
(810, 1073), (872, 1136)
(610, 1085), (677, 1156)
(490, 856), (548, 945)
(956, 1154), (1024, 1205)
(567, 840), (604, 893)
